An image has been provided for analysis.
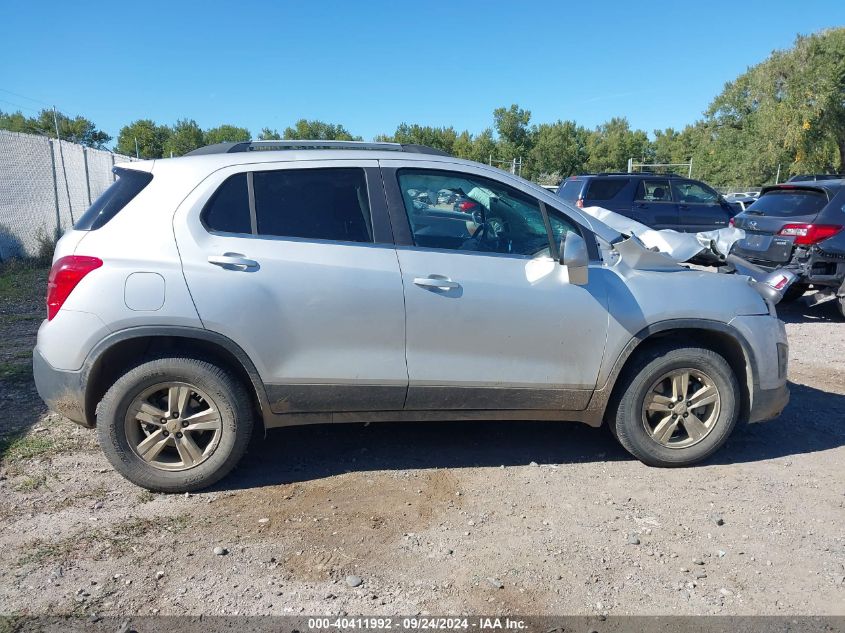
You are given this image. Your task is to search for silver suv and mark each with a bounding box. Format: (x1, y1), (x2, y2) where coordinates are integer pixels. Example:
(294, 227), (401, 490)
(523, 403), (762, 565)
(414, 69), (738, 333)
(33, 140), (789, 492)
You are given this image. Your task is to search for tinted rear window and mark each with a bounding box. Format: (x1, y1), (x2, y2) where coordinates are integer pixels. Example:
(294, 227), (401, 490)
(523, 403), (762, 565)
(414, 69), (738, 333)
(747, 189), (829, 217)
(585, 178), (629, 201)
(74, 167), (152, 230)
(557, 180), (584, 201)
(201, 173), (251, 234)
(253, 168), (373, 242)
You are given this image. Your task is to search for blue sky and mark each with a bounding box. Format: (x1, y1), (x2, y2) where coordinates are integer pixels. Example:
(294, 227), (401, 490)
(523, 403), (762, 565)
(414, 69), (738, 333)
(1, 1), (843, 144)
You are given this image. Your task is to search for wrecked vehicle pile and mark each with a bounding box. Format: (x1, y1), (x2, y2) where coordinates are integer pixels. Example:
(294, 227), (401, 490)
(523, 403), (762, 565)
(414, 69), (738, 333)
(583, 179), (845, 318)
(730, 181), (845, 317)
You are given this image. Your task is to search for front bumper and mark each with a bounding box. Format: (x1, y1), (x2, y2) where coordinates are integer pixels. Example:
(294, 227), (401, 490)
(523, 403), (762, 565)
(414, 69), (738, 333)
(32, 348), (91, 427)
(749, 382), (790, 423)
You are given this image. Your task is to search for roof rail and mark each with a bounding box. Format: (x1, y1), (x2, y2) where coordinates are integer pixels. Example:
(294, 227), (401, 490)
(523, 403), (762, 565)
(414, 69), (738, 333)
(592, 171), (683, 177)
(185, 140), (450, 157)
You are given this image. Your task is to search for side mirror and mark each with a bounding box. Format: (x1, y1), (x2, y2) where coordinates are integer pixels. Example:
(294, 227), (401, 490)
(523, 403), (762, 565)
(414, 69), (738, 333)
(559, 232), (589, 286)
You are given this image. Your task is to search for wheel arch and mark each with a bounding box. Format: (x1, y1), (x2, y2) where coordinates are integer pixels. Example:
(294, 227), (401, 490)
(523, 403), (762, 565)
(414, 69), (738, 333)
(82, 326), (271, 429)
(590, 320), (756, 426)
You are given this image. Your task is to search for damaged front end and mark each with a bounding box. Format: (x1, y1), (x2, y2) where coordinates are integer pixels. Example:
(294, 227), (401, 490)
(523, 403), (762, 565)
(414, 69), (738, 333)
(726, 234), (845, 314)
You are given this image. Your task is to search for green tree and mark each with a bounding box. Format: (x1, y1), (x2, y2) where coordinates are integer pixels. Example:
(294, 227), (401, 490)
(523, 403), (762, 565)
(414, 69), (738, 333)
(115, 119), (171, 158)
(529, 120), (589, 182)
(0, 108), (111, 148)
(204, 124), (251, 145)
(163, 119), (205, 157)
(283, 119), (360, 141)
(584, 117), (651, 173)
(493, 104), (533, 165)
(0, 110), (29, 133)
(702, 28), (845, 184)
(257, 127), (281, 140)
(378, 123), (458, 153)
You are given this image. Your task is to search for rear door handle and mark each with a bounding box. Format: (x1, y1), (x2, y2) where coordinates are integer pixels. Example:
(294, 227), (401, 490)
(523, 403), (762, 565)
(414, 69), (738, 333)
(413, 276), (460, 290)
(208, 253), (259, 270)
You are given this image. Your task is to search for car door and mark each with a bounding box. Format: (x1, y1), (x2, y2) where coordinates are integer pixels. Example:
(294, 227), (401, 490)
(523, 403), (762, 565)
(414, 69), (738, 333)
(632, 178), (680, 229)
(173, 160), (408, 413)
(380, 160), (610, 411)
(672, 179), (732, 232)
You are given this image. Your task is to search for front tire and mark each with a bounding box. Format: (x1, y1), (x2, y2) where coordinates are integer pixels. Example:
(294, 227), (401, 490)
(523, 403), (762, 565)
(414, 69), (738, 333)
(611, 345), (739, 467)
(97, 357), (253, 492)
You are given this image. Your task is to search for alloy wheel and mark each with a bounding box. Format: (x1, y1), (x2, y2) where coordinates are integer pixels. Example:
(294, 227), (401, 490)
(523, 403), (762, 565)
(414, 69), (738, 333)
(641, 368), (721, 449)
(125, 382), (223, 471)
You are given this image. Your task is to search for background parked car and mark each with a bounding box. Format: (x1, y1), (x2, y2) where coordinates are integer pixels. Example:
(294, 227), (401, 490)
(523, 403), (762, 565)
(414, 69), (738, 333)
(786, 174), (843, 182)
(724, 193), (759, 210)
(557, 173), (740, 232)
(730, 180), (845, 316)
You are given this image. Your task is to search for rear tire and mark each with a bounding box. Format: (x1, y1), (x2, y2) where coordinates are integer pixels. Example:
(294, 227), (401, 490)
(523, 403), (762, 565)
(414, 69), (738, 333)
(97, 356), (253, 492)
(611, 345), (739, 467)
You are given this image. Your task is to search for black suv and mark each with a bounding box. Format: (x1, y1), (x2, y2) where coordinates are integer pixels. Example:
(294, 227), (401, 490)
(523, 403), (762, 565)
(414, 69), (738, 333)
(730, 180), (845, 316)
(557, 173), (740, 232)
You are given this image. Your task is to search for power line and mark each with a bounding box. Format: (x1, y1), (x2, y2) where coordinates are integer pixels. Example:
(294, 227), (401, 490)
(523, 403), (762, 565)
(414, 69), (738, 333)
(0, 87), (52, 107)
(0, 97), (41, 113)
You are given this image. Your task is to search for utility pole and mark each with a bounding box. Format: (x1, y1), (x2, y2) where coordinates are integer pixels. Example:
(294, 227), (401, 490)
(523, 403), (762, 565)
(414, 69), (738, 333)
(51, 107), (61, 139)
(775, 164), (781, 184)
(135, 137), (140, 159)
(52, 105), (74, 223)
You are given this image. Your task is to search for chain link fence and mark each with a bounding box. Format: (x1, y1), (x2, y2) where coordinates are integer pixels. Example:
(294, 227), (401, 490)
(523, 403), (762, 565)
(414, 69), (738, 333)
(0, 130), (136, 260)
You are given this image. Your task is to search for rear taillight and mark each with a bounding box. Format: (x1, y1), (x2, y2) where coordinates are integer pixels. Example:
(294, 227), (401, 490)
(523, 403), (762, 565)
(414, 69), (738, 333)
(777, 224), (842, 246)
(457, 201), (477, 212)
(729, 217), (735, 227)
(46, 255), (103, 320)
(576, 198), (584, 208)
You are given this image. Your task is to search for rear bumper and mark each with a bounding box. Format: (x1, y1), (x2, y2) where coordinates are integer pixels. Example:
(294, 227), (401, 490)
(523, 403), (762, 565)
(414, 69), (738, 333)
(32, 348), (91, 427)
(731, 246), (845, 289)
(749, 382), (790, 423)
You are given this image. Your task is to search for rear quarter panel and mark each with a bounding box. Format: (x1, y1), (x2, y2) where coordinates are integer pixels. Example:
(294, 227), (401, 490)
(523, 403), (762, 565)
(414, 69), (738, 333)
(53, 161), (205, 365)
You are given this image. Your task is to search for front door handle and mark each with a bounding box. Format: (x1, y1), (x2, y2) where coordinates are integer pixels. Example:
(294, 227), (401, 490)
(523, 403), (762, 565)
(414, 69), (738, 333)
(208, 253), (259, 270)
(413, 276), (460, 290)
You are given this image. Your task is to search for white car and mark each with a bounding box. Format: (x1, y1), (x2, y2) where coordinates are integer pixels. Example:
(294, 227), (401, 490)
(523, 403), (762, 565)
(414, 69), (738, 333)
(33, 140), (789, 492)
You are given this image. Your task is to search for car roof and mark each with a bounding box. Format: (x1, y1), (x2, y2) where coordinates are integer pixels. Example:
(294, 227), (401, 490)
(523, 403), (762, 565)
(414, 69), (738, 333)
(114, 142), (625, 245)
(567, 172), (685, 179)
(121, 147), (485, 173)
(765, 179), (845, 191)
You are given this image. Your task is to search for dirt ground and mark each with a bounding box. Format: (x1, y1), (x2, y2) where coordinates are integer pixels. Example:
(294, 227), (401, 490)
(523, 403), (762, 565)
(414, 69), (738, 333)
(0, 263), (843, 618)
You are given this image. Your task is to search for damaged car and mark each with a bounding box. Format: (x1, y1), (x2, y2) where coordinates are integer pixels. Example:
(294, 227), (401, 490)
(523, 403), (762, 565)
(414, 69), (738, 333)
(730, 180), (845, 317)
(33, 140), (789, 492)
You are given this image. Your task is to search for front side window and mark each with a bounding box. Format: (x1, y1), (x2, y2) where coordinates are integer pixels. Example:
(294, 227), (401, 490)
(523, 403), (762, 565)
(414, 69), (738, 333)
(635, 179), (673, 202)
(253, 168), (373, 242)
(673, 180), (719, 204)
(397, 169), (570, 257)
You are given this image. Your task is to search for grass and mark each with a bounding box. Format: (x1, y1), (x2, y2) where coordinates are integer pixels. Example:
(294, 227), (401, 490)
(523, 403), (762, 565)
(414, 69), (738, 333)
(17, 514), (191, 566)
(14, 473), (48, 492)
(137, 490), (156, 504)
(0, 314), (40, 324)
(0, 433), (59, 463)
(0, 361), (32, 383)
(0, 259), (49, 303)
